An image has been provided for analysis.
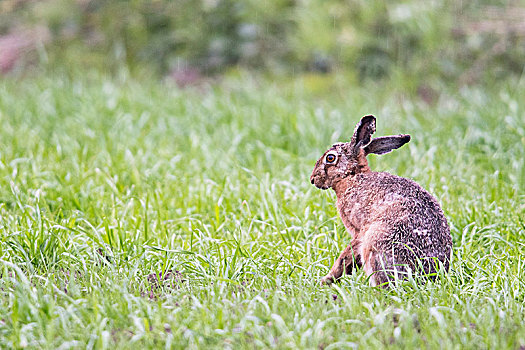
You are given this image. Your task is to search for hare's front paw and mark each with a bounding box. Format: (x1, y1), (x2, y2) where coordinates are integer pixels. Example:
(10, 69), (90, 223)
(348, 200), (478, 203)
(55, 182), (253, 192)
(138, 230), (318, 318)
(320, 274), (335, 286)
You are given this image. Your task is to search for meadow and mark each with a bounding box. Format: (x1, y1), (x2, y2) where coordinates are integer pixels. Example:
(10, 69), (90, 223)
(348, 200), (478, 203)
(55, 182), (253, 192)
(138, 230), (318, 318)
(0, 72), (524, 349)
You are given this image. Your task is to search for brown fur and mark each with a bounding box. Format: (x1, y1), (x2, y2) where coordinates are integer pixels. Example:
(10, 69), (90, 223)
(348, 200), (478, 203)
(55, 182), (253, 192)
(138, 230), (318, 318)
(310, 115), (452, 287)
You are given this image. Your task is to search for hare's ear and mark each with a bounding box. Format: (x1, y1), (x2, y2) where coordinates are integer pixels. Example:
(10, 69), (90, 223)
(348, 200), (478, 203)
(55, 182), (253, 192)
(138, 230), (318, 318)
(364, 135), (411, 155)
(350, 115), (376, 148)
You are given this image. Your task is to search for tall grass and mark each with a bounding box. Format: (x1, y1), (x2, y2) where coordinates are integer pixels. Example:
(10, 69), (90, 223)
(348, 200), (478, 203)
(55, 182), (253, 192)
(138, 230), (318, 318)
(0, 73), (524, 348)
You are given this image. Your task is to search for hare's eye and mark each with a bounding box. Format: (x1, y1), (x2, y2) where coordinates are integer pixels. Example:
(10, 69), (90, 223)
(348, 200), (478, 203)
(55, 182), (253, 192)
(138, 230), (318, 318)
(326, 154), (336, 163)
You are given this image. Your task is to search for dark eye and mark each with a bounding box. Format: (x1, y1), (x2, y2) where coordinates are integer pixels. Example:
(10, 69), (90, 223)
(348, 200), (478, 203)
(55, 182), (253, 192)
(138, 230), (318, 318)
(326, 154), (336, 163)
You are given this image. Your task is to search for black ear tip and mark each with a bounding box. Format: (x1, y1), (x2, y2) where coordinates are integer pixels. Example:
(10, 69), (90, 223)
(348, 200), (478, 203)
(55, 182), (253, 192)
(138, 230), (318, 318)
(404, 134), (411, 142)
(362, 115), (376, 123)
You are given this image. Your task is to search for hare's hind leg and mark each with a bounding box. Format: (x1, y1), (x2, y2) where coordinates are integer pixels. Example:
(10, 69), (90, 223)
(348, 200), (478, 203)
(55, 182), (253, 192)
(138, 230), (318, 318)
(367, 252), (411, 287)
(363, 253), (393, 287)
(321, 242), (361, 285)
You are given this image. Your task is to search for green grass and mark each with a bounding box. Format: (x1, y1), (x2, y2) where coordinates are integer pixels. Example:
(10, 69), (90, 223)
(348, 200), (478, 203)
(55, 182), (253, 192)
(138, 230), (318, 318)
(0, 72), (524, 349)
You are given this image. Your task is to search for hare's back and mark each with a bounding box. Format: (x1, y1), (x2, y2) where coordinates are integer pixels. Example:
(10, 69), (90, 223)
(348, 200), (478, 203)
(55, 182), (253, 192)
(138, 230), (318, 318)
(356, 172), (451, 266)
(357, 172), (446, 222)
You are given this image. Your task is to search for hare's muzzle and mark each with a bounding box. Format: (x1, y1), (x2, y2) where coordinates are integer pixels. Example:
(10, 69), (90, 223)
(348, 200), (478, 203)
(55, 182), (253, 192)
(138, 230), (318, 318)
(310, 172), (328, 189)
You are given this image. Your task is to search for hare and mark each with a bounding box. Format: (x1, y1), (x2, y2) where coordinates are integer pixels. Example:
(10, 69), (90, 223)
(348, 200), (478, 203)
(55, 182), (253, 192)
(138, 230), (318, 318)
(310, 115), (452, 287)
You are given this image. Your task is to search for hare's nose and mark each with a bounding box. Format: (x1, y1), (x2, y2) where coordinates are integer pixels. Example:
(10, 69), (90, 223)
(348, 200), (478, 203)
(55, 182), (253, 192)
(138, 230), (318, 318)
(310, 176), (315, 184)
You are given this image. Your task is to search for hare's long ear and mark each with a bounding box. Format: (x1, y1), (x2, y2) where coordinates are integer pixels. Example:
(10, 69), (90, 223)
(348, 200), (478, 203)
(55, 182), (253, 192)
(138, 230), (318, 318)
(350, 115), (376, 149)
(364, 135), (411, 155)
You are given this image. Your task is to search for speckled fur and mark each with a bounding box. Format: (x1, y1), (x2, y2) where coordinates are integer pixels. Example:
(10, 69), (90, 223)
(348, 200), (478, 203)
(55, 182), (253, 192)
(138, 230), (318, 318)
(310, 115), (452, 287)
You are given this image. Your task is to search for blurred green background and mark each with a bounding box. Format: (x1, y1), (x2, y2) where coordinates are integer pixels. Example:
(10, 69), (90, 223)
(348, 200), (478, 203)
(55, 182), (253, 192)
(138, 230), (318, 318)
(1, 0), (524, 89)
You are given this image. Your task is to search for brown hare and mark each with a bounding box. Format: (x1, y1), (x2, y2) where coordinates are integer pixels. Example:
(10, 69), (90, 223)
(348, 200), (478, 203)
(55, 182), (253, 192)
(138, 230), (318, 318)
(310, 115), (452, 287)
